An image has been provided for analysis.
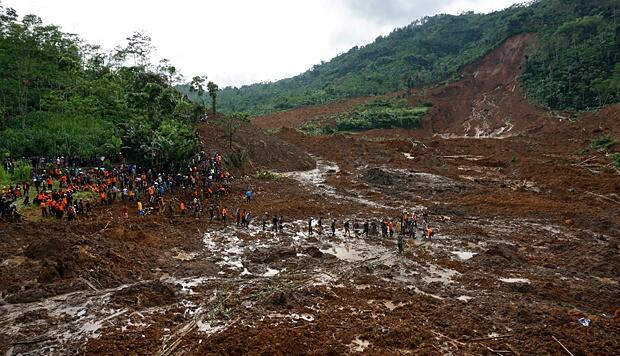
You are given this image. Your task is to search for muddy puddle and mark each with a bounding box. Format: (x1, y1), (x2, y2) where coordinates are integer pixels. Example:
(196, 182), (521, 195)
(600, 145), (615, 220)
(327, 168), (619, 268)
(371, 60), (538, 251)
(282, 156), (395, 210)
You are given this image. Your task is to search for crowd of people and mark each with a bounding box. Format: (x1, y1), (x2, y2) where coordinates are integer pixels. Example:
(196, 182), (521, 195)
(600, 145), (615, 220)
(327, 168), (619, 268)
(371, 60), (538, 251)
(305, 211), (435, 253)
(1, 148), (235, 222)
(3, 153), (436, 256)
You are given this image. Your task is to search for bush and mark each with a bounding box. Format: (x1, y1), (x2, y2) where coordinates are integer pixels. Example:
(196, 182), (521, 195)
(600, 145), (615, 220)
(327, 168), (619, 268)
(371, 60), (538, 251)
(590, 135), (616, 151)
(612, 153), (620, 169)
(11, 160), (32, 182)
(335, 99), (428, 131)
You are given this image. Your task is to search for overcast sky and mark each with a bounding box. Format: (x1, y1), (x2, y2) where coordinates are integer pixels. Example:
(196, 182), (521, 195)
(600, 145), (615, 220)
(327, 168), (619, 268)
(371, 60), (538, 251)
(3, 0), (522, 87)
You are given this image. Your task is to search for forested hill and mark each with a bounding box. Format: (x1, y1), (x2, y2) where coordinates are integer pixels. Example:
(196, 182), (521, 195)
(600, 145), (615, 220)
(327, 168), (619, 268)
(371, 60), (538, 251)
(206, 0), (619, 115)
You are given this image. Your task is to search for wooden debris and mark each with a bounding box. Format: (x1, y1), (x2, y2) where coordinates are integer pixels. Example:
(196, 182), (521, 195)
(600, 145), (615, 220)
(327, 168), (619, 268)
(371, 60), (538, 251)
(552, 335), (574, 356)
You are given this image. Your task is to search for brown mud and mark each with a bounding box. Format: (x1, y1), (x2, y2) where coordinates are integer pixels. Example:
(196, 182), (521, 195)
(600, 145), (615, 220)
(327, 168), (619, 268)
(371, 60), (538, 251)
(1, 33), (619, 355)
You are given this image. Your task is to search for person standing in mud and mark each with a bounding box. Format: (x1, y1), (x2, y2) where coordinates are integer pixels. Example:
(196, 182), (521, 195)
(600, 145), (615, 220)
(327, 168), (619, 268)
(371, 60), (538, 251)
(363, 220), (369, 238)
(308, 217), (313, 235)
(262, 212), (268, 231)
(278, 215), (283, 232)
(244, 211), (252, 228)
(317, 217), (323, 235)
(426, 226), (434, 240)
(344, 220), (350, 237)
(331, 219), (336, 237)
(380, 219), (387, 238)
(221, 206), (228, 225)
(371, 220), (378, 237)
(208, 204), (215, 221)
(397, 232), (404, 254)
(272, 215), (278, 232)
(236, 208), (241, 226)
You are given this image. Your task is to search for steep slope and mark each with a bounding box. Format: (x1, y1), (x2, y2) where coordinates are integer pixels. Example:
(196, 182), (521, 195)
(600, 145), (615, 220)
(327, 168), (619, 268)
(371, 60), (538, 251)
(419, 33), (547, 137)
(210, 0), (618, 116)
(253, 34), (547, 138)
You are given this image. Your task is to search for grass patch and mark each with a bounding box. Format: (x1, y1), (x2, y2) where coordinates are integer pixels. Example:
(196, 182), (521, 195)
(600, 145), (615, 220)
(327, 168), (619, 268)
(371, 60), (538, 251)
(263, 128), (281, 135)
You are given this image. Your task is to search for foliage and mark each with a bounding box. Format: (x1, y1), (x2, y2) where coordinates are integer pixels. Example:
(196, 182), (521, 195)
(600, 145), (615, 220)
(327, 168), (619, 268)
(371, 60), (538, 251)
(612, 153), (620, 169)
(335, 99), (428, 131)
(263, 128), (280, 135)
(254, 169), (280, 180)
(0, 165), (9, 183)
(521, 9), (620, 110)
(0, 160), (32, 183)
(141, 120), (199, 171)
(180, 0), (620, 115)
(11, 160), (32, 181)
(590, 135), (616, 151)
(298, 99), (428, 135)
(0, 5), (202, 169)
(207, 81), (219, 115)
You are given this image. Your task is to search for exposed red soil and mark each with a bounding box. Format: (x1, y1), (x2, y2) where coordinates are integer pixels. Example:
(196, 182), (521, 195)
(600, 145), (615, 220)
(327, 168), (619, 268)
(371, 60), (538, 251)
(253, 96), (376, 129)
(1, 33), (619, 355)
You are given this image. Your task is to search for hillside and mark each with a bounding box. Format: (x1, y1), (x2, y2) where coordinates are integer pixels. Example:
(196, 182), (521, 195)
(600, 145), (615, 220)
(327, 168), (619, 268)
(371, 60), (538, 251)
(208, 0), (619, 115)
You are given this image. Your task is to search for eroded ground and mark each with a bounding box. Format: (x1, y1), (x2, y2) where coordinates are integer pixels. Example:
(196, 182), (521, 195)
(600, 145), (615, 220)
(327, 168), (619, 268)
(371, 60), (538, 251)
(1, 126), (619, 355)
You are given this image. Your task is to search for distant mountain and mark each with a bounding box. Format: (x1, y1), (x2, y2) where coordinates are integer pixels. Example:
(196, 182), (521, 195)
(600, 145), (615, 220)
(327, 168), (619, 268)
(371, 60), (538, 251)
(189, 0), (618, 115)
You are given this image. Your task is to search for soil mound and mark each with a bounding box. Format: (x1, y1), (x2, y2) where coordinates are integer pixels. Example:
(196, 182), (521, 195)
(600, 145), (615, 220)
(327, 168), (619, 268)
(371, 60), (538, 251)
(360, 167), (462, 192)
(197, 122), (314, 172)
(469, 244), (525, 268)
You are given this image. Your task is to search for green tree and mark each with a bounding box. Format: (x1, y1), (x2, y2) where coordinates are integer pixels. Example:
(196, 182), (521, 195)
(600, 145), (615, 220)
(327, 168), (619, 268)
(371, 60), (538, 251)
(207, 81), (219, 115)
(217, 113), (246, 149)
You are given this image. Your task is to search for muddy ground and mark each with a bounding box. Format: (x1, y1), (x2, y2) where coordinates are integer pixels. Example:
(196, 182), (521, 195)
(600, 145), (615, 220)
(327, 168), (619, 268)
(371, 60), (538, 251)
(1, 34), (620, 355)
(1, 125), (618, 355)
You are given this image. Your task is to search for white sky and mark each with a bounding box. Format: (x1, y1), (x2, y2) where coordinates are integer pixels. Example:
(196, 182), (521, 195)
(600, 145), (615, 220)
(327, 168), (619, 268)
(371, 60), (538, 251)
(3, 0), (523, 87)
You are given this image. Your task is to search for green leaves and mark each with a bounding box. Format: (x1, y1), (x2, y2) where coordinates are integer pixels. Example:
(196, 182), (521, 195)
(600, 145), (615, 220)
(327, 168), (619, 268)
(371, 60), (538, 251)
(0, 8), (202, 169)
(142, 120), (198, 171)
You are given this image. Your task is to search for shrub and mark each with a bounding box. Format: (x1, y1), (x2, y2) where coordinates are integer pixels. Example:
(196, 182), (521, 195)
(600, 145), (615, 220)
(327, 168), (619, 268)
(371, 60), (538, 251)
(612, 153), (620, 169)
(590, 135), (616, 151)
(11, 160), (32, 182)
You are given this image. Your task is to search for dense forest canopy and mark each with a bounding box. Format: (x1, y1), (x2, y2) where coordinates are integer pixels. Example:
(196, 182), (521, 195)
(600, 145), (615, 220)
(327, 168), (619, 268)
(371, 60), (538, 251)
(0, 3), (204, 169)
(192, 0), (618, 115)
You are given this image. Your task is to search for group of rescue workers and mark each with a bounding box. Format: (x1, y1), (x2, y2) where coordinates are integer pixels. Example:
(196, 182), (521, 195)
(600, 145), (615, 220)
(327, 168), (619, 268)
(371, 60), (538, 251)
(2, 152), (435, 254)
(305, 212), (434, 253)
(1, 148), (234, 221)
